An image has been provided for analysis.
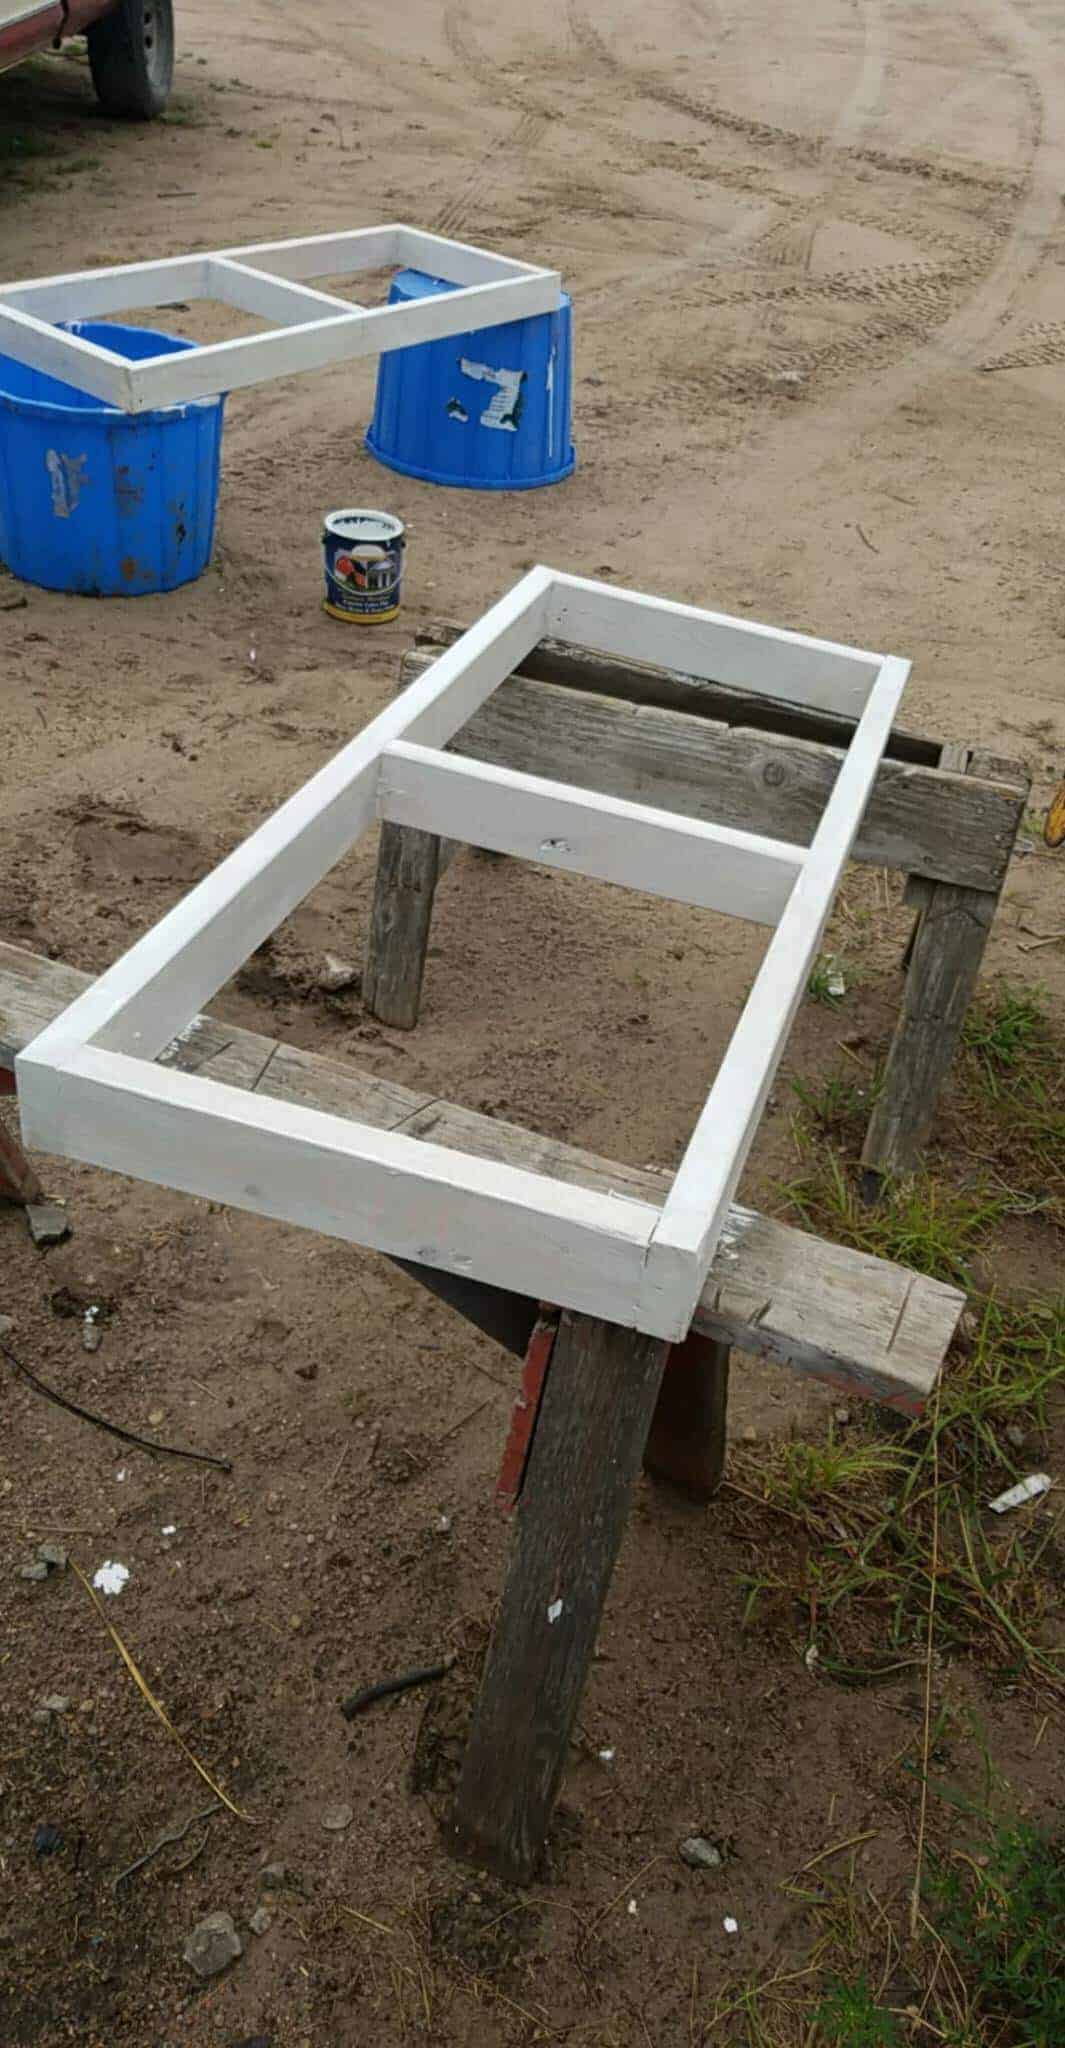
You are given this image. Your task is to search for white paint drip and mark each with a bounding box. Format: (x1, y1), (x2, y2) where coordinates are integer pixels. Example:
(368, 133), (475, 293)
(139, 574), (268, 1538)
(457, 357), (525, 432)
(93, 1561), (129, 1596)
(546, 1598), (563, 1624)
(45, 449), (88, 519)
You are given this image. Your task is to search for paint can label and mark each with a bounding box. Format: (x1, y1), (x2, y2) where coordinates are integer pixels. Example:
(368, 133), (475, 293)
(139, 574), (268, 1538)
(323, 509), (406, 622)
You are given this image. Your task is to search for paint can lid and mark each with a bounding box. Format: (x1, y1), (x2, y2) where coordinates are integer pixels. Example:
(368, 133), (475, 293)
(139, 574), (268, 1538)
(323, 509), (405, 544)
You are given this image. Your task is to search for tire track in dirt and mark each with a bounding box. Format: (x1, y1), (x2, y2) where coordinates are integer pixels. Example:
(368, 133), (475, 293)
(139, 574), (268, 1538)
(431, 5), (553, 239)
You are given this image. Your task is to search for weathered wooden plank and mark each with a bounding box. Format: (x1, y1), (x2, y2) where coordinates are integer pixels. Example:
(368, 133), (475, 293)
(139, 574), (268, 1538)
(363, 821), (442, 1031)
(401, 651), (1026, 892)
(0, 942), (962, 1406)
(643, 1331), (730, 1500)
(860, 879), (997, 1185)
(862, 739), (1028, 1187)
(451, 1311), (672, 1882)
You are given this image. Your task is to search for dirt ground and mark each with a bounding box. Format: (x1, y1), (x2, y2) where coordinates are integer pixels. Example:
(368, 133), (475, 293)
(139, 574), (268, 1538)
(2, 2), (1065, 2042)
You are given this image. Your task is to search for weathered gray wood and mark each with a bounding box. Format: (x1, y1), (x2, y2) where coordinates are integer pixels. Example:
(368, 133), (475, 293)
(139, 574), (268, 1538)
(416, 623), (941, 762)
(643, 1331), (730, 1500)
(401, 651), (1026, 893)
(451, 1310), (671, 1881)
(363, 820), (442, 1030)
(861, 880), (997, 1184)
(863, 742), (1029, 1186)
(0, 941), (963, 1408)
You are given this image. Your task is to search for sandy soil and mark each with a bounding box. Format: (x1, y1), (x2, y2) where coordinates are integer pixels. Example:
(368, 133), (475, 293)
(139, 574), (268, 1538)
(1, 1), (1064, 2042)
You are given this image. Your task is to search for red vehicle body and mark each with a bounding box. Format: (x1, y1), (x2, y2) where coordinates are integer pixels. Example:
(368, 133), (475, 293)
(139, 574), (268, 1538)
(1, 0), (118, 71)
(0, 0), (173, 116)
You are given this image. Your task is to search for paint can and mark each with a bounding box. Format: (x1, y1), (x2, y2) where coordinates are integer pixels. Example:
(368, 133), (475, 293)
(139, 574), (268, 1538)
(322, 509), (406, 622)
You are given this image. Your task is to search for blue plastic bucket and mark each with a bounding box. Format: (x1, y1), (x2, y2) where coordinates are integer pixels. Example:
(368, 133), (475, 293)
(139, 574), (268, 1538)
(0, 323), (225, 596)
(366, 270), (576, 491)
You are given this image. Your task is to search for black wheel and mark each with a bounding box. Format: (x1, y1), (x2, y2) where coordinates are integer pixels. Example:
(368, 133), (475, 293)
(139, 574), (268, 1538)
(88, 0), (174, 119)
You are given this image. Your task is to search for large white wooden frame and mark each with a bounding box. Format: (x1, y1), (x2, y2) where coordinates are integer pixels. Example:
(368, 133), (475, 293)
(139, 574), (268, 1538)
(0, 227), (561, 413)
(17, 570), (909, 1340)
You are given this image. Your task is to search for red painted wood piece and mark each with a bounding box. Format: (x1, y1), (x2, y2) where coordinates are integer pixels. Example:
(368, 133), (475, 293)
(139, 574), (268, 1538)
(0, 1115), (42, 1204)
(496, 1312), (560, 1512)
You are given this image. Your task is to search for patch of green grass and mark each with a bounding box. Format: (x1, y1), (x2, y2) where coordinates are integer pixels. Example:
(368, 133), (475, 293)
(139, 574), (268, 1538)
(957, 982), (1065, 1223)
(781, 1144), (1007, 1288)
(789, 1071), (872, 1139)
(739, 1280), (1065, 1690)
(928, 1820), (1065, 2046)
(0, 127), (56, 164)
(812, 1975), (902, 2046)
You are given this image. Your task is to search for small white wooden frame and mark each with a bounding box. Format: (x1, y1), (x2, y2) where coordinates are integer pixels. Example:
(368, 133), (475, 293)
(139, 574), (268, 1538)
(0, 227), (561, 413)
(17, 571), (909, 1340)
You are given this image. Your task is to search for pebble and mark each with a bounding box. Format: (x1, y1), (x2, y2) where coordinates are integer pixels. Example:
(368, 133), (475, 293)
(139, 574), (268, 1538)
(740, 1425), (758, 1444)
(318, 953), (359, 994)
(679, 1837), (723, 1870)
(33, 1822), (64, 1857)
(39, 1695), (71, 1715)
(258, 1863), (289, 1891)
(19, 1561), (50, 1582)
(321, 1804), (353, 1833)
(182, 1911), (243, 1979)
(0, 1313), (13, 1339)
(834, 1408), (851, 1427)
(248, 1905), (272, 1937)
(26, 1204), (71, 1248)
(148, 1408), (165, 1427)
(38, 1542), (68, 1569)
(1005, 1422), (1026, 1450)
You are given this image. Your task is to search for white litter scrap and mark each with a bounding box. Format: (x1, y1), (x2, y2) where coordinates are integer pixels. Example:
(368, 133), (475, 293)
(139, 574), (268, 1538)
(988, 1473), (1051, 1515)
(723, 1916), (739, 1935)
(546, 1598), (564, 1625)
(93, 1560), (130, 1595)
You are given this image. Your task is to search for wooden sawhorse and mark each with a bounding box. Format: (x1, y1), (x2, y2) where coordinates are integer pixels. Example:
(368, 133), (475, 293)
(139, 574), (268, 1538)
(0, 942), (963, 1884)
(366, 627), (1029, 1193)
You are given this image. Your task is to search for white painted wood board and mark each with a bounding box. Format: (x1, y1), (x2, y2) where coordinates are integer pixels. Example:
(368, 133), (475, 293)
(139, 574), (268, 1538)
(17, 571), (909, 1341)
(0, 225), (562, 412)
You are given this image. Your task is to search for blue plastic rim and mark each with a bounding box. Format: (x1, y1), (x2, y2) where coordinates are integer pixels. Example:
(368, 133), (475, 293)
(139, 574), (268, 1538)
(0, 322), (225, 596)
(366, 270), (576, 491)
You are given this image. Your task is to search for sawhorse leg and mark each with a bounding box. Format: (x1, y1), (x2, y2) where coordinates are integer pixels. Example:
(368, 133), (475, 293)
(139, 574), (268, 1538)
(452, 1311), (673, 1883)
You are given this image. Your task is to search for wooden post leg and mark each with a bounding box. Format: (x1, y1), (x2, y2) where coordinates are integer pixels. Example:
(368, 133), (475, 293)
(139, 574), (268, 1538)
(643, 1331), (730, 1501)
(363, 821), (441, 1029)
(451, 1312), (670, 1883)
(0, 1114), (43, 1205)
(860, 879), (995, 1192)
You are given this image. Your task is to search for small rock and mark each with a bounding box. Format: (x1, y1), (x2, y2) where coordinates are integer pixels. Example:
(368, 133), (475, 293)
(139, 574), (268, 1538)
(293, 1360), (318, 1382)
(26, 1204), (71, 1248)
(740, 1425), (758, 1444)
(33, 1822), (64, 1857)
(318, 954), (359, 994)
(1005, 1422), (1026, 1450)
(0, 1313), (13, 1339)
(32, 1709), (53, 1726)
(258, 1863), (288, 1891)
(321, 1804), (353, 1833)
(0, 591), (29, 611)
(265, 1492), (281, 1514)
(834, 1408), (851, 1427)
(183, 1911), (243, 1979)
(20, 1561), (50, 1581)
(148, 1408), (165, 1427)
(39, 1695), (71, 1715)
(37, 1542), (68, 1569)
(248, 1905), (272, 1936)
(679, 1836), (723, 1870)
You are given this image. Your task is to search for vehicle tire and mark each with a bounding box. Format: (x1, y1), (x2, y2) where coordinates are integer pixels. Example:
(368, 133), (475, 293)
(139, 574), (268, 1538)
(88, 0), (174, 119)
